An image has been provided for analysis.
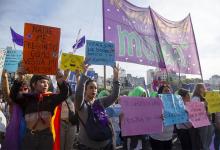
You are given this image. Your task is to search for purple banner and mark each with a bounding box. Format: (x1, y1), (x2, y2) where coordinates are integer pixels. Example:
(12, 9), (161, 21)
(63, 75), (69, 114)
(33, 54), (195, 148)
(151, 10), (201, 74)
(103, 0), (201, 75)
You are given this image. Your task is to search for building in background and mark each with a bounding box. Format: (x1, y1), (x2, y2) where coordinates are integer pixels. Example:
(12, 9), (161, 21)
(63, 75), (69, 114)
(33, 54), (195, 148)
(208, 75), (220, 90)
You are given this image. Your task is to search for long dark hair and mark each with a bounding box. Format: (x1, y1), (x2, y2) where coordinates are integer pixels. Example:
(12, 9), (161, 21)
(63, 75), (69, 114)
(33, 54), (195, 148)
(158, 85), (171, 94)
(192, 83), (205, 101)
(178, 88), (189, 98)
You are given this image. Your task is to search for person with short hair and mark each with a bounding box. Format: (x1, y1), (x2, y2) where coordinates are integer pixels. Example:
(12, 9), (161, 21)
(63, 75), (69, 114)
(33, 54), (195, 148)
(10, 67), (70, 150)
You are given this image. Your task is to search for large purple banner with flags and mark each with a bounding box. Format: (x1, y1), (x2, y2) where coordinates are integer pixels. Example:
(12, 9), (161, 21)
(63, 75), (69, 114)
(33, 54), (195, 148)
(103, 0), (201, 75)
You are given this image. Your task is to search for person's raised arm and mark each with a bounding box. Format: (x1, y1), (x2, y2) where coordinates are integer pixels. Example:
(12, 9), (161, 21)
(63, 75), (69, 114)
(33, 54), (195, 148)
(74, 63), (90, 111)
(50, 69), (70, 107)
(100, 64), (120, 108)
(9, 62), (28, 104)
(1, 70), (11, 104)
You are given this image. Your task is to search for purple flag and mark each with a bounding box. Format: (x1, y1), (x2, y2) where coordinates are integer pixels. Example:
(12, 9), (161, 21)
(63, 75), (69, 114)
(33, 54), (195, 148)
(103, 0), (201, 75)
(72, 35), (85, 49)
(10, 27), (24, 46)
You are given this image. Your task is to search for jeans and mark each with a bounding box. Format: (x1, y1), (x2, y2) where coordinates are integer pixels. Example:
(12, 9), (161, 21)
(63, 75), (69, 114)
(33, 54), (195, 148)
(60, 120), (77, 150)
(177, 129), (192, 150)
(198, 125), (214, 150)
(149, 137), (172, 150)
(21, 128), (53, 150)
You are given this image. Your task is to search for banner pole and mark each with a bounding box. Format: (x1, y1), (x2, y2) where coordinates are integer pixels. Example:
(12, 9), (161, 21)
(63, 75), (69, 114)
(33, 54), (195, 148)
(149, 7), (169, 83)
(102, 0), (106, 89)
(189, 14), (203, 82)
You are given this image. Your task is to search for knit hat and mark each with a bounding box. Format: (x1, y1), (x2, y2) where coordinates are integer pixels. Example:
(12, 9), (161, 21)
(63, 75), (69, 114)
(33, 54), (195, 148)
(30, 75), (50, 90)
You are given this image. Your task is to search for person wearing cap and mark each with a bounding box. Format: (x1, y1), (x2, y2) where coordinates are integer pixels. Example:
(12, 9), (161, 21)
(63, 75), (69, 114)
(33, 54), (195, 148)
(9, 66), (70, 150)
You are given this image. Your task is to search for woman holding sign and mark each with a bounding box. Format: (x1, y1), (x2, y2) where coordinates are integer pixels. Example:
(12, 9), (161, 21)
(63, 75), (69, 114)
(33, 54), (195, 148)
(191, 83), (214, 150)
(75, 62), (120, 150)
(149, 84), (174, 150)
(9, 65), (70, 150)
(176, 88), (193, 150)
(121, 86), (148, 150)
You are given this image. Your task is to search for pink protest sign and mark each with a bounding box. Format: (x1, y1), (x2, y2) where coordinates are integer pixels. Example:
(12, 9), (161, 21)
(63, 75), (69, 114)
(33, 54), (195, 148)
(185, 101), (210, 128)
(120, 96), (163, 136)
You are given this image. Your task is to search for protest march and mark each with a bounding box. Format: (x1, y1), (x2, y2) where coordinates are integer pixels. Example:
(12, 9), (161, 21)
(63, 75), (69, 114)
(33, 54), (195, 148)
(0, 0), (220, 150)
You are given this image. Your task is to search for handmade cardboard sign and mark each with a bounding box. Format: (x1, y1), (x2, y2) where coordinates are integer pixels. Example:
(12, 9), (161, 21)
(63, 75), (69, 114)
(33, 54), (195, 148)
(120, 96), (163, 136)
(186, 101), (210, 128)
(205, 91), (220, 113)
(160, 94), (188, 126)
(4, 50), (22, 72)
(60, 53), (84, 72)
(86, 40), (115, 66)
(23, 23), (60, 75)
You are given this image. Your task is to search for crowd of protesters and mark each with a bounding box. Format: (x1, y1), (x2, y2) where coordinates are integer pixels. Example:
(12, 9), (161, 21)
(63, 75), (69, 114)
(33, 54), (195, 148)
(0, 60), (219, 150)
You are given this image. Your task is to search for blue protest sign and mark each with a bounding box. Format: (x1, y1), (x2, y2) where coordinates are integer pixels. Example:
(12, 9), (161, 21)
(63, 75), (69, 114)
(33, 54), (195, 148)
(4, 50), (22, 72)
(86, 40), (115, 66)
(159, 94), (188, 126)
(105, 104), (122, 145)
(106, 105), (121, 117)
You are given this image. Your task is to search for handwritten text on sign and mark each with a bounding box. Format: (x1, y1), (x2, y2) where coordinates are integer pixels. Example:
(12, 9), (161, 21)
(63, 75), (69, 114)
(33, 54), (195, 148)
(160, 94), (188, 126)
(205, 91), (220, 113)
(4, 50), (22, 72)
(120, 96), (163, 136)
(23, 23), (60, 75)
(185, 101), (210, 128)
(86, 40), (115, 66)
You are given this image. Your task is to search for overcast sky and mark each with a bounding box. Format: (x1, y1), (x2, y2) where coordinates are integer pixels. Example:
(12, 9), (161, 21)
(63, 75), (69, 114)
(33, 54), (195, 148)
(0, 0), (219, 80)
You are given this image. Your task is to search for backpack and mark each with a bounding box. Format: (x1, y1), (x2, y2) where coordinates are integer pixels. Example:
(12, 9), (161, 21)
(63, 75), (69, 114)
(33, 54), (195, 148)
(65, 100), (79, 126)
(79, 101), (112, 141)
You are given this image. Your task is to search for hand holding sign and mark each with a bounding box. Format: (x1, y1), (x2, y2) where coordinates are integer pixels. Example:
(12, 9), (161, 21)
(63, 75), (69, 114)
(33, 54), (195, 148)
(56, 69), (66, 84)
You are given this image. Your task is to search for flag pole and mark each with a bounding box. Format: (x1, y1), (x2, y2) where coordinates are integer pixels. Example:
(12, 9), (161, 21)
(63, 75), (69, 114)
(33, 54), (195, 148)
(102, 0), (106, 89)
(72, 29), (81, 53)
(13, 42), (16, 50)
(149, 7), (169, 83)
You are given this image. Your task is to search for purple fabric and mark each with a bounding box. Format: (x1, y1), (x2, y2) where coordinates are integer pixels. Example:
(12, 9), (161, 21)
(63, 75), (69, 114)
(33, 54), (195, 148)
(10, 27), (24, 46)
(92, 101), (108, 126)
(103, 0), (201, 75)
(2, 104), (22, 150)
(72, 35), (85, 49)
